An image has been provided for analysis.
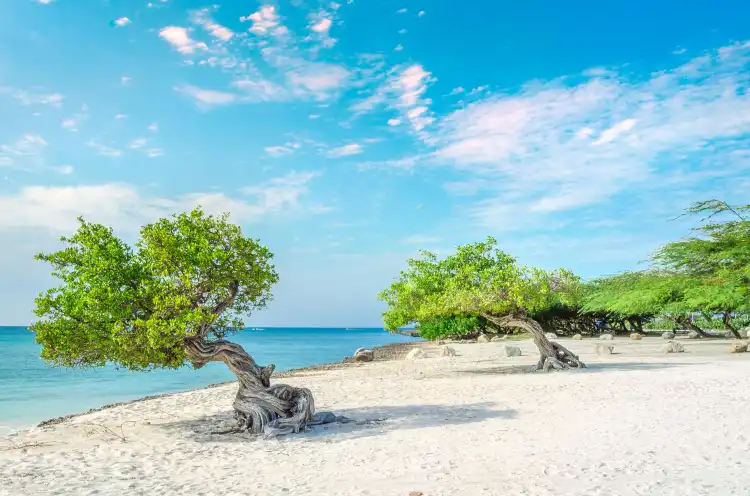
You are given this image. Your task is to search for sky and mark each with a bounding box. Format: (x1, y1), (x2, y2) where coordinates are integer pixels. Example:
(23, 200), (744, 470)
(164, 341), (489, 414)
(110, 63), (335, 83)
(1, 0), (749, 327)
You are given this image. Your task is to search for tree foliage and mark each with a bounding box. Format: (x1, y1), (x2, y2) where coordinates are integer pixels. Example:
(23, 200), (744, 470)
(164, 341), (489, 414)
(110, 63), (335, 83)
(582, 200), (750, 336)
(31, 208), (278, 371)
(415, 315), (485, 341)
(378, 237), (581, 332)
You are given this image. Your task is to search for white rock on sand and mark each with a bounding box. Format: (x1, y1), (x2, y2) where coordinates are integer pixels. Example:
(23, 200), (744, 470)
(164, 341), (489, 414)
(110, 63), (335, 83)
(440, 346), (457, 357)
(2, 339), (750, 496)
(661, 341), (685, 353)
(594, 343), (615, 355)
(405, 348), (427, 360)
(499, 345), (522, 357)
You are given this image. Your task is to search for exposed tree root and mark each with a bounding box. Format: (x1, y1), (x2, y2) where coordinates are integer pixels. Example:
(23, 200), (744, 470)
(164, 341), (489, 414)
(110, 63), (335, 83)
(184, 337), (341, 438)
(482, 313), (586, 371)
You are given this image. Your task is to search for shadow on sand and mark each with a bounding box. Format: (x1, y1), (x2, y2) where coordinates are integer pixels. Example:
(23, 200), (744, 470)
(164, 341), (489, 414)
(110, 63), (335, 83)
(458, 361), (695, 376)
(159, 401), (517, 444)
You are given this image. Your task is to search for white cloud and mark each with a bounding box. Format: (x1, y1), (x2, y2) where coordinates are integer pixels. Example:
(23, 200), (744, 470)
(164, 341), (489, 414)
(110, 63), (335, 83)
(418, 10), (425, 17)
(159, 26), (207, 54)
(350, 63), (434, 138)
(129, 138), (147, 149)
(0, 172), (327, 233)
(310, 17), (332, 33)
(36, 0), (54, 4)
(307, 12), (336, 48)
(429, 41), (750, 229)
(448, 86), (465, 96)
(121, 76), (133, 85)
(3, 88), (63, 108)
(327, 143), (363, 157)
(115, 113), (128, 119)
(146, 149), (164, 158)
(61, 118), (77, 130)
(265, 145), (294, 157)
(87, 141), (122, 158)
(387, 118), (402, 126)
(176, 85), (237, 106)
(0, 135), (55, 173)
(241, 5), (287, 37)
(467, 85), (489, 96)
(190, 10), (234, 41)
(232, 78), (288, 101)
(115, 17), (131, 27)
(148, 123), (159, 132)
(55, 165), (73, 175)
(396, 8), (407, 14)
(0, 135), (47, 170)
(591, 118), (637, 146)
(394, 44), (404, 52)
(286, 63), (349, 95)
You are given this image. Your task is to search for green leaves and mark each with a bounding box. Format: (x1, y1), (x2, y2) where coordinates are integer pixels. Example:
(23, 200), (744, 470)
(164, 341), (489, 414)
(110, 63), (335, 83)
(31, 208), (279, 371)
(378, 237), (581, 331)
(583, 199), (750, 327)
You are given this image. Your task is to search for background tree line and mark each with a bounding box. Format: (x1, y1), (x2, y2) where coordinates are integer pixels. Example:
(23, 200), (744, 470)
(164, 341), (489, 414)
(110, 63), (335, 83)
(379, 200), (750, 343)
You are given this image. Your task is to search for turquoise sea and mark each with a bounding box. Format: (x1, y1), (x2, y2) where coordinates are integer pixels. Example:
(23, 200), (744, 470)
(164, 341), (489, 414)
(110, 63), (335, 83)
(0, 326), (419, 435)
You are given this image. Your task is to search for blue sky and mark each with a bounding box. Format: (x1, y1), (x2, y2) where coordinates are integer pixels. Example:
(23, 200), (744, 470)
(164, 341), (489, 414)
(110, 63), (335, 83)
(1, 0), (749, 326)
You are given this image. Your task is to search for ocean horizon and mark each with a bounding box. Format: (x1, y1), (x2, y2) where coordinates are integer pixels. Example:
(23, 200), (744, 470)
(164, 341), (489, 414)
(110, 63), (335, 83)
(0, 326), (419, 436)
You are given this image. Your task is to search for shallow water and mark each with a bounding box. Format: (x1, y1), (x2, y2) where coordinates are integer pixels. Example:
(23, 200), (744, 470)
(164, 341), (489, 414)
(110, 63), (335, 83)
(0, 326), (418, 434)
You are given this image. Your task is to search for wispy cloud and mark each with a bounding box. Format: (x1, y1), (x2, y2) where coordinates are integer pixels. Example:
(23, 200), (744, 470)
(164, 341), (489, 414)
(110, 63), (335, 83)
(128, 138), (147, 149)
(159, 26), (207, 54)
(160, 4), (351, 108)
(265, 145), (294, 157)
(0, 135), (47, 171)
(175, 85), (236, 106)
(327, 143), (363, 157)
(426, 40), (750, 229)
(190, 9), (234, 41)
(0, 172), (328, 233)
(114, 17), (131, 27)
(350, 64), (435, 138)
(241, 5), (288, 37)
(2, 88), (63, 108)
(87, 140), (122, 158)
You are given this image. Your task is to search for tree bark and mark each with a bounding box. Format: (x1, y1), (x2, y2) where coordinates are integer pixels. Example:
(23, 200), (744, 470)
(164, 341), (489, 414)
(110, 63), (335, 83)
(183, 337), (336, 437)
(482, 313), (585, 371)
(672, 316), (711, 338)
(722, 312), (742, 339)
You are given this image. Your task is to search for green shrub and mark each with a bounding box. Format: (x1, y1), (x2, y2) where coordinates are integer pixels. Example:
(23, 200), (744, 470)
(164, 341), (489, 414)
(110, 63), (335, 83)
(416, 315), (484, 341)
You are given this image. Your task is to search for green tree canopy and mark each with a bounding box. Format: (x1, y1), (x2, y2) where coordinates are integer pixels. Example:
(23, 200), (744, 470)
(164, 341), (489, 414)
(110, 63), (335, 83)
(582, 200), (750, 337)
(31, 208), (278, 371)
(379, 237), (585, 370)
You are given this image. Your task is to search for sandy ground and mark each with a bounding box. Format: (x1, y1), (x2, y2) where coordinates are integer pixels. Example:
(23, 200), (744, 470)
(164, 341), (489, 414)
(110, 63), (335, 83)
(2, 337), (750, 496)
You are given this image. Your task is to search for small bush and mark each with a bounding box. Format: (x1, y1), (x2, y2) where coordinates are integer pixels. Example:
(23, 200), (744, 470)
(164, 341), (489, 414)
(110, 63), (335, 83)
(416, 315), (485, 341)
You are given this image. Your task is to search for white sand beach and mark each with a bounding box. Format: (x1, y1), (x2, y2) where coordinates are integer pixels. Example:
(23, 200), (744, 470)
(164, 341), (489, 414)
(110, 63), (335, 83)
(2, 337), (750, 496)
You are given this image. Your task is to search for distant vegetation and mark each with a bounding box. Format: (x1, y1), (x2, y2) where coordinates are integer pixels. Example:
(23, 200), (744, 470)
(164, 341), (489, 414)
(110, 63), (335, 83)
(379, 199), (750, 362)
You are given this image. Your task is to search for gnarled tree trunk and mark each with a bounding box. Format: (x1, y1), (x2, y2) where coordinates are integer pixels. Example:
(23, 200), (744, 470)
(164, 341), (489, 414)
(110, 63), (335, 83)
(183, 337), (336, 438)
(482, 313), (585, 371)
(672, 316), (711, 338)
(722, 311), (742, 339)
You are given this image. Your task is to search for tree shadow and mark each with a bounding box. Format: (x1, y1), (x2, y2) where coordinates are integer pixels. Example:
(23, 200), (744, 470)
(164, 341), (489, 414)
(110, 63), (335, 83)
(458, 361), (693, 376)
(159, 401), (517, 444)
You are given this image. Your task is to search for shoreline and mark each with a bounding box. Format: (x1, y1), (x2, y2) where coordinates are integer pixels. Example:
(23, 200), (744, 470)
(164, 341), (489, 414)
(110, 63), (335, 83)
(35, 340), (424, 429)
(3, 337), (749, 495)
